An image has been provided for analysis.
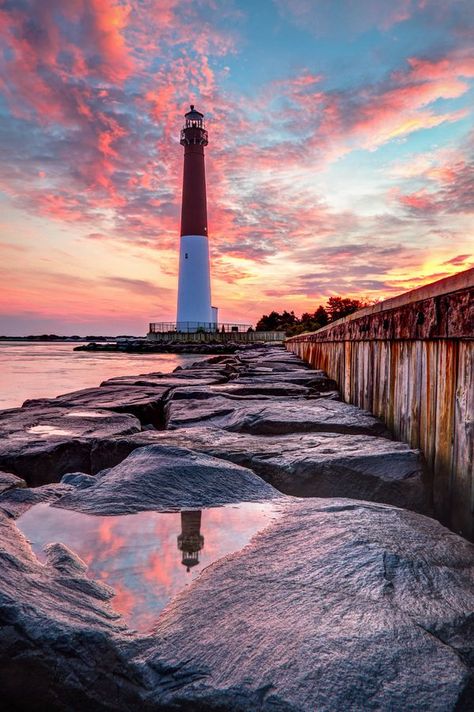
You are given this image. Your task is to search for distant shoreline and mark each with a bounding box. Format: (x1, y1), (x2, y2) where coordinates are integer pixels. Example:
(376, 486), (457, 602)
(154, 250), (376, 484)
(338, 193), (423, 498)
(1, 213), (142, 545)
(0, 337), (141, 342)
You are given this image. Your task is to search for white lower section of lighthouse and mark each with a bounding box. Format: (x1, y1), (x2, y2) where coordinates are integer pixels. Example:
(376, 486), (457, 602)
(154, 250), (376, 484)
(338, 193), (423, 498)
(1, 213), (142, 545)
(176, 235), (212, 329)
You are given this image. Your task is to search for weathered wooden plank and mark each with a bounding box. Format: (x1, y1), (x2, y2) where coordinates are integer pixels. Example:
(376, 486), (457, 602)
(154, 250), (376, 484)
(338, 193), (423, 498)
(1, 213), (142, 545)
(418, 340), (438, 473)
(431, 340), (456, 527)
(451, 341), (474, 539)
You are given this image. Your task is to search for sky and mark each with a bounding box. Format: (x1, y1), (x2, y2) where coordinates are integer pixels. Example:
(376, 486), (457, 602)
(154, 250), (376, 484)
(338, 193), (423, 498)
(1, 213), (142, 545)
(0, 0), (473, 335)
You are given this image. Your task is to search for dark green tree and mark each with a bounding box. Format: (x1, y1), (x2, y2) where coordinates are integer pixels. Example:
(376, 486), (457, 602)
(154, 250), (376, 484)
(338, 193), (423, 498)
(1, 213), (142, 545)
(326, 297), (365, 322)
(314, 305), (329, 326)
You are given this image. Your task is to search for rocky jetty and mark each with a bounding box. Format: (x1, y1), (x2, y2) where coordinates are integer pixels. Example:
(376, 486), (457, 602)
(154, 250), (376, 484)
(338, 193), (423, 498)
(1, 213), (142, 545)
(74, 340), (273, 354)
(1, 344), (473, 710)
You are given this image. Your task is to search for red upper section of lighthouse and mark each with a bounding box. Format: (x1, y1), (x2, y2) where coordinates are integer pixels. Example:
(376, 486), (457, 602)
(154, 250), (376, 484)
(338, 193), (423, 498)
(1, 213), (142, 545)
(180, 105), (208, 237)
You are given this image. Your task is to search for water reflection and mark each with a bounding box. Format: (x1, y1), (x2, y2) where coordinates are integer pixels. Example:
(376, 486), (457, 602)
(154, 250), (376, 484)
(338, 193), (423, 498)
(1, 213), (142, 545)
(17, 501), (276, 631)
(0, 342), (206, 410)
(178, 511), (205, 572)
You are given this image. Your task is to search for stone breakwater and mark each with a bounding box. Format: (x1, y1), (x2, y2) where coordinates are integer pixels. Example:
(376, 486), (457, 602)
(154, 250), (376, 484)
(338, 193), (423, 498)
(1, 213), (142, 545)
(0, 344), (473, 711)
(74, 340), (265, 354)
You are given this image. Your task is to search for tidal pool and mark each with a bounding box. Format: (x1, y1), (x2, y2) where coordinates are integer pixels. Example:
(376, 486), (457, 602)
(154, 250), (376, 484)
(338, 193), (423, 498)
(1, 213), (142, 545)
(17, 501), (277, 632)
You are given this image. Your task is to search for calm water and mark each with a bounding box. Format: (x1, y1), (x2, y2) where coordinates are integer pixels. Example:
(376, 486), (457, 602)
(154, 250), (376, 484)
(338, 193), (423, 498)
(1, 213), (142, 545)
(17, 501), (277, 631)
(0, 342), (205, 410)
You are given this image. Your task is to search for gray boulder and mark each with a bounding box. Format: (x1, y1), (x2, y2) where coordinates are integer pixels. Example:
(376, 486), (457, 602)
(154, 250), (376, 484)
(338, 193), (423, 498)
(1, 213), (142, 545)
(0, 471), (26, 495)
(89, 428), (429, 512)
(0, 482), (74, 519)
(23, 384), (172, 427)
(60, 472), (96, 489)
(1, 495), (473, 710)
(101, 373), (226, 388)
(165, 396), (388, 436)
(149, 500), (474, 711)
(168, 381), (312, 400)
(55, 444), (280, 515)
(231, 371), (337, 389)
(0, 406), (141, 486)
(0, 511), (143, 711)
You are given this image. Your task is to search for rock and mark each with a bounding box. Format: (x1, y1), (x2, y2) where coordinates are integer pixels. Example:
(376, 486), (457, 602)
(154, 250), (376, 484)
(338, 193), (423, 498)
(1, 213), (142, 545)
(207, 381), (312, 398)
(61, 472), (96, 489)
(0, 511), (142, 711)
(1, 493), (473, 709)
(0, 471), (27, 495)
(89, 428), (429, 512)
(0, 438), (95, 488)
(55, 444), (281, 515)
(0, 482), (74, 519)
(100, 374), (225, 388)
(23, 385), (172, 427)
(237, 347), (296, 361)
(0, 405), (141, 442)
(165, 396), (389, 436)
(0, 406), (141, 486)
(165, 384), (310, 402)
(238, 360), (312, 372)
(231, 370), (337, 390)
(150, 500), (474, 711)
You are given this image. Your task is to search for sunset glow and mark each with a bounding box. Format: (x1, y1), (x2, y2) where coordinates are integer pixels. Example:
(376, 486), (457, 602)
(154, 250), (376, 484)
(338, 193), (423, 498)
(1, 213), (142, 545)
(1, 0), (473, 334)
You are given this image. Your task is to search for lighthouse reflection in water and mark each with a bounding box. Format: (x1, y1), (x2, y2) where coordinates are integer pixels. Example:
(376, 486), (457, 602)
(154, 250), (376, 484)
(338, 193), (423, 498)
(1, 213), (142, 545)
(178, 510), (205, 572)
(17, 501), (276, 632)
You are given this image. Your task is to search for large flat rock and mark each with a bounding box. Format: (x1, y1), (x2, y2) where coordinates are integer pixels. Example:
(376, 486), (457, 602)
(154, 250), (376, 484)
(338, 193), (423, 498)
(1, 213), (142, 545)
(2, 498), (473, 710)
(150, 500), (474, 711)
(237, 348), (299, 362)
(165, 396), (388, 436)
(90, 427), (429, 512)
(23, 384), (171, 426)
(0, 482), (73, 518)
(0, 511), (141, 711)
(101, 368), (229, 388)
(0, 406), (141, 486)
(230, 371), (337, 389)
(167, 381), (312, 400)
(55, 444), (280, 515)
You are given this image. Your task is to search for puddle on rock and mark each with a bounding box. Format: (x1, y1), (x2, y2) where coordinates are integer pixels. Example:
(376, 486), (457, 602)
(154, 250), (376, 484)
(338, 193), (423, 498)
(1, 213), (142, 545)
(27, 425), (73, 437)
(64, 411), (111, 418)
(17, 501), (277, 632)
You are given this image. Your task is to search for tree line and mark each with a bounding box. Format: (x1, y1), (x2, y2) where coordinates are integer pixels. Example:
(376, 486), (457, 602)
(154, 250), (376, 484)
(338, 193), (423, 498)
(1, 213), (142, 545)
(256, 297), (371, 336)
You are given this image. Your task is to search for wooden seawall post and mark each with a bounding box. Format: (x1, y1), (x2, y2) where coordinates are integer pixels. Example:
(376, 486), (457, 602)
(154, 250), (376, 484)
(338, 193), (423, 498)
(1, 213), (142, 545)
(286, 268), (474, 539)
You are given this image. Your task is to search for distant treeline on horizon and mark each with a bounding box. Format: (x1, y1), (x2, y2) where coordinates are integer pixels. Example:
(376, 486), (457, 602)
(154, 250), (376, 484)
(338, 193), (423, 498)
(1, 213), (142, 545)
(256, 296), (374, 336)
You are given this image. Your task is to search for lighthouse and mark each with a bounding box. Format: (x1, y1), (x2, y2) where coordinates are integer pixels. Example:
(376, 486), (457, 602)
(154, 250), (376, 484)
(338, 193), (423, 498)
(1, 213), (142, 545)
(176, 106), (213, 330)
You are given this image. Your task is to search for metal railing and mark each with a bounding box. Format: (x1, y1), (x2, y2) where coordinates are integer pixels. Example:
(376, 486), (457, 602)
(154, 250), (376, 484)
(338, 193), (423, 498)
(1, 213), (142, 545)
(149, 322), (252, 334)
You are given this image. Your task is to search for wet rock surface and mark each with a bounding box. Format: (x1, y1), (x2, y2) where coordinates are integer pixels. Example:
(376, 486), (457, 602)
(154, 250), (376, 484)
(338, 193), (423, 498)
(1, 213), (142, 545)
(23, 384), (172, 427)
(0, 406), (141, 486)
(1, 496), (473, 711)
(90, 427), (429, 512)
(0, 471), (27, 495)
(168, 380), (314, 399)
(151, 500), (474, 711)
(2, 344), (472, 711)
(0, 482), (74, 519)
(165, 395), (388, 436)
(0, 509), (140, 711)
(56, 444), (280, 515)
